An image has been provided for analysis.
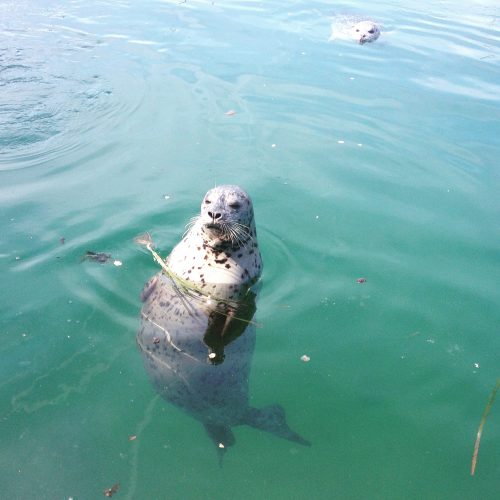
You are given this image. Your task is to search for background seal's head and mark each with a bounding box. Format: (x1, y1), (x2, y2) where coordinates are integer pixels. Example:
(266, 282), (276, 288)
(351, 21), (381, 44)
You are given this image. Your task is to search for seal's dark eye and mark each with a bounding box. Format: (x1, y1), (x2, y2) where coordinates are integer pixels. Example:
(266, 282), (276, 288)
(205, 199), (211, 204)
(229, 202), (241, 209)
(355, 29), (359, 32)
(368, 29), (374, 34)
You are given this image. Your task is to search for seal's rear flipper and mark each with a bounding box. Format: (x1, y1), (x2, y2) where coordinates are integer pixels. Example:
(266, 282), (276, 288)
(243, 405), (311, 446)
(203, 422), (236, 466)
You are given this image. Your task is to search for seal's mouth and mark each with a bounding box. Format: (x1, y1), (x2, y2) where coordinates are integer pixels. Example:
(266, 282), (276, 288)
(203, 223), (226, 239)
(205, 222), (223, 231)
(201, 219), (252, 249)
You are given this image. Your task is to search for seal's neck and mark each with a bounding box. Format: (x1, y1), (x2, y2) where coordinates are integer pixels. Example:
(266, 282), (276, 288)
(166, 220), (262, 287)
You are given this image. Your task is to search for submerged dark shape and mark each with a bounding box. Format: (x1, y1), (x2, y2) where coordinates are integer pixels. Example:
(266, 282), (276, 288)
(137, 277), (310, 463)
(82, 250), (111, 263)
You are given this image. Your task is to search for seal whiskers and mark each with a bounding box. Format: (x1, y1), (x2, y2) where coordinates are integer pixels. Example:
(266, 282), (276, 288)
(182, 215), (200, 239)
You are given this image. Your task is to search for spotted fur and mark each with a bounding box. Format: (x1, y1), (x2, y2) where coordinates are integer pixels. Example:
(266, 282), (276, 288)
(166, 185), (263, 288)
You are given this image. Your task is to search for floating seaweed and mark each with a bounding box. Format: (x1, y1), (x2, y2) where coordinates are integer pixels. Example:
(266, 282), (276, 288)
(471, 376), (500, 475)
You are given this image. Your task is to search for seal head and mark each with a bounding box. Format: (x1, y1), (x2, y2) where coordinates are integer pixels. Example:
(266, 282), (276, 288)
(200, 185), (256, 250)
(351, 21), (380, 44)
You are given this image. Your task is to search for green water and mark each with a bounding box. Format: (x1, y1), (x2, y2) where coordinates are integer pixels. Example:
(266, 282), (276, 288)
(1, 0), (499, 498)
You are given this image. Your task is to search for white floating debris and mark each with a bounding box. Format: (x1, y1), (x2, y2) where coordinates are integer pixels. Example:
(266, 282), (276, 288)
(113, 260), (123, 266)
(300, 354), (310, 362)
(315, 215), (319, 219)
(357, 143), (363, 147)
(225, 109), (236, 116)
(474, 363), (480, 368)
(208, 353), (216, 359)
(349, 77), (355, 80)
(271, 143), (276, 148)
(164, 194), (171, 200)
(218, 442), (225, 448)
(337, 140), (345, 144)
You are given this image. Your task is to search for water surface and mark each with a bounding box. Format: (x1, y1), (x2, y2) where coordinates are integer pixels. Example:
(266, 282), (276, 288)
(1, 0), (499, 498)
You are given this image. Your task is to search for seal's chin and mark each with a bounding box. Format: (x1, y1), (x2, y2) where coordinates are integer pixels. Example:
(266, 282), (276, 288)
(204, 223), (223, 236)
(203, 223), (229, 245)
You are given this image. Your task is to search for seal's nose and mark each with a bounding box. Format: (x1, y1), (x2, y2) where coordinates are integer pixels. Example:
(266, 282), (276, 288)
(208, 211), (222, 221)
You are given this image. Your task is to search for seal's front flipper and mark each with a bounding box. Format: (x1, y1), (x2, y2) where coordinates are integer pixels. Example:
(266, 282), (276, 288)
(243, 405), (311, 446)
(203, 422), (236, 465)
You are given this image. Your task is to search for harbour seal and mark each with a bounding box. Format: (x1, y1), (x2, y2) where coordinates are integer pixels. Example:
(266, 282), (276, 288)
(329, 17), (381, 44)
(137, 185), (309, 462)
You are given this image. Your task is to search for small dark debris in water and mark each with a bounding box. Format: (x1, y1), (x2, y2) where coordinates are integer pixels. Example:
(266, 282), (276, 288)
(356, 278), (366, 284)
(103, 482), (120, 497)
(60, 237), (65, 245)
(83, 251), (112, 263)
(153, 337), (160, 344)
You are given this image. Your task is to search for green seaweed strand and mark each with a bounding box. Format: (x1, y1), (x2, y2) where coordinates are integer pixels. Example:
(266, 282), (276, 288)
(471, 375), (500, 475)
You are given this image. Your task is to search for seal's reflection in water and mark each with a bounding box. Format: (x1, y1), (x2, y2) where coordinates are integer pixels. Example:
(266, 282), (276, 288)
(137, 274), (310, 462)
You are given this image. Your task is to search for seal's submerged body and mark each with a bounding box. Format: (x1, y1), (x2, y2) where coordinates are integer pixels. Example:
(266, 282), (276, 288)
(137, 185), (309, 460)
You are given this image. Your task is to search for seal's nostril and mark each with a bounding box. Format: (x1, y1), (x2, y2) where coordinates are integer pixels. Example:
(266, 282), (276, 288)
(208, 211), (222, 221)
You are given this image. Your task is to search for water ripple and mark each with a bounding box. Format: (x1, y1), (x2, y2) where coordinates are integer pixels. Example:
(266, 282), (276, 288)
(0, 4), (146, 172)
